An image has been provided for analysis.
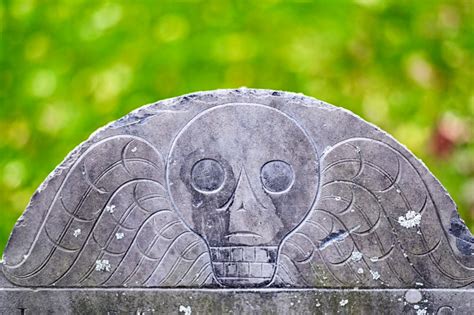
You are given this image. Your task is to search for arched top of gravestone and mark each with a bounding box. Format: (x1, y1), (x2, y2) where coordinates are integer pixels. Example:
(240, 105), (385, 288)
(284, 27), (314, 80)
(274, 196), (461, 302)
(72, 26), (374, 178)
(2, 88), (473, 288)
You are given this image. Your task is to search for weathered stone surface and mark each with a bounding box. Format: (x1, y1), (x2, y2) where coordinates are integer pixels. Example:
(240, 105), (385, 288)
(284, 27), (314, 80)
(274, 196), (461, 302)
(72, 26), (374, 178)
(1, 89), (473, 313)
(0, 286), (472, 314)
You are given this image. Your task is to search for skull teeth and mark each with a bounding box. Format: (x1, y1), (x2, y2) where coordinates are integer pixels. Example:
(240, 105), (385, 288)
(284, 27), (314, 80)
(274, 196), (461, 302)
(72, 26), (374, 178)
(210, 246), (277, 263)
(209, 246), (278, 285)
(212, 261), (276, 280)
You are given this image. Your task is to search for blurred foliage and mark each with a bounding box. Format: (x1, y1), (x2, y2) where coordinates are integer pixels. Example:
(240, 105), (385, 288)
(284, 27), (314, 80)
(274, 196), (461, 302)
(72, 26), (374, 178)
(0, 0), (473, 253)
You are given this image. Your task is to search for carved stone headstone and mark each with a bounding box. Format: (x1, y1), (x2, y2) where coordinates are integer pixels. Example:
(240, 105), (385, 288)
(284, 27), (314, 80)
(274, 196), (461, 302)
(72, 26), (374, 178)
(1, 89), (472, 314)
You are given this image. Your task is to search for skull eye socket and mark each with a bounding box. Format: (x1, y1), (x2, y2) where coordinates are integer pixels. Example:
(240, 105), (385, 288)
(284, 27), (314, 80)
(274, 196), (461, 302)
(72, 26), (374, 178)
(191, 159), (225, 193)
(260, 160), (294, 193)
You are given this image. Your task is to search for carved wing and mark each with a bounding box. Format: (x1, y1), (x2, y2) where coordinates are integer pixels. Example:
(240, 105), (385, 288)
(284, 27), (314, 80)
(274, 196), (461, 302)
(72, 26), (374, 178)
(2, 136), (212, 287)
(278, 138), (474, 288)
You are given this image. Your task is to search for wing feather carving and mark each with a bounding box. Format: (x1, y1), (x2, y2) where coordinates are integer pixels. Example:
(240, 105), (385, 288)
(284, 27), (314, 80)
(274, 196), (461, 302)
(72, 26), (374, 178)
(3, 132), (472, 289)
(3, 136), (212, 287)
(278, 138), (474, 288)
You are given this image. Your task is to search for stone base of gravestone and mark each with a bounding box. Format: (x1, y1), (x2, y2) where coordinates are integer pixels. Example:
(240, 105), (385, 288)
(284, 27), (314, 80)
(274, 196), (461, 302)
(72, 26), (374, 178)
(0, 285), (471, 314)
(1, 89), (472, 314)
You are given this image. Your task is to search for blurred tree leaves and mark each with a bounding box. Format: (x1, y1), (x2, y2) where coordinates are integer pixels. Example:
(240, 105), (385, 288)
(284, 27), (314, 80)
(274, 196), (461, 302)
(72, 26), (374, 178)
(0, 0), (473, 252)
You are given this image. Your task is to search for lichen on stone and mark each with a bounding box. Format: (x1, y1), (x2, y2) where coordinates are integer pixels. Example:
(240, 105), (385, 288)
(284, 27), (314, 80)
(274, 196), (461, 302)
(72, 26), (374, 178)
(73, 229), (81, 238)
(350, 251), (363, 262)
(105, 205), (116, 213)
(95, 259), (111, 272)
(398, 211), (422, 228)
(370, 270), (380, 280)
(179, 305), (192, 315)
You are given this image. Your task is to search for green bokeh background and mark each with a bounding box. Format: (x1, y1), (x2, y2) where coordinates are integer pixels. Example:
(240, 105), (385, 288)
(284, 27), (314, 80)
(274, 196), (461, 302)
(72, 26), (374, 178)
(0, 0), (473, 253)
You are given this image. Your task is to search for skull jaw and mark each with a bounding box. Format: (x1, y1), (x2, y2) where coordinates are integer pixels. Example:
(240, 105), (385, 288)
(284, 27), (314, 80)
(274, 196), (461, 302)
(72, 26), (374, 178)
(210, 246), (278, 288)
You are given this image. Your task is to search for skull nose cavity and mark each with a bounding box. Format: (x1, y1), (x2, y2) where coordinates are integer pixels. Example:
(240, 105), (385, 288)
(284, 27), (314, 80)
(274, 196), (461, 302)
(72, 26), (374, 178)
(229, 167), (265, 214)
(235, 201), (246, 213)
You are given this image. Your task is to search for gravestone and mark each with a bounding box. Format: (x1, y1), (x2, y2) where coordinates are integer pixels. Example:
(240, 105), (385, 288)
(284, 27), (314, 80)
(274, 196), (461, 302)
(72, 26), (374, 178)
(0, 88), (473, 314)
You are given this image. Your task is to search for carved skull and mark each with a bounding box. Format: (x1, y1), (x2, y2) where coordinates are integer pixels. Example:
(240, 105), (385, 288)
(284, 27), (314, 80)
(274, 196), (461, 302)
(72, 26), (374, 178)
(167, 104), (319, 287)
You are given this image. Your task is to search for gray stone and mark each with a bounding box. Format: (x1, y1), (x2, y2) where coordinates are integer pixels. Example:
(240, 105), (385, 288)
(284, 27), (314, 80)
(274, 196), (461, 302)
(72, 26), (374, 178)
(1, 88), (473, 313)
